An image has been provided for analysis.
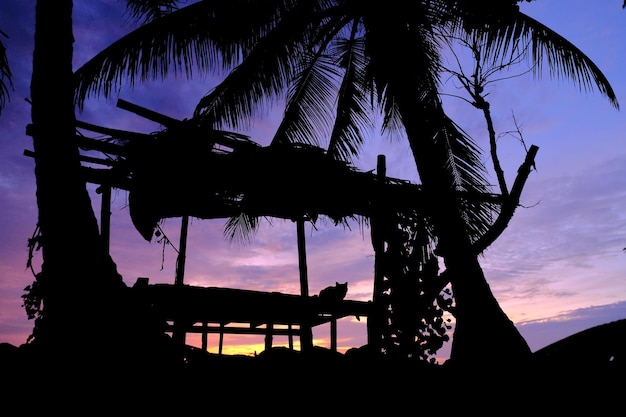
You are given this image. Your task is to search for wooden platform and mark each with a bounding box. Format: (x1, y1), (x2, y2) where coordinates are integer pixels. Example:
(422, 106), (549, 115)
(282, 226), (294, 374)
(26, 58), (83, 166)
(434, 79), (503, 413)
(131, 279), (372, 353)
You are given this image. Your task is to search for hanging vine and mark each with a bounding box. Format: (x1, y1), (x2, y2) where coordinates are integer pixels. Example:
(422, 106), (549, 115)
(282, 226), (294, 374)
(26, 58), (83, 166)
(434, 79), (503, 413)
(22, 224), (45, 343)
(378, 211), (453, 363)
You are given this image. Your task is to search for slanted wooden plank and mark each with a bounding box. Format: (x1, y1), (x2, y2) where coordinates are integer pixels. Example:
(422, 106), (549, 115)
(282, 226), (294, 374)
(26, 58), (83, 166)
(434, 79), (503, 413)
(117, 98), (181, 127)
(76, 119), (151, 142)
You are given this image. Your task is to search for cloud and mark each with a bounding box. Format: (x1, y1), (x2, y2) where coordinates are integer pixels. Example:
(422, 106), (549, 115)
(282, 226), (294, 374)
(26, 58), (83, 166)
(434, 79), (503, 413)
(478, 151), (626, 320)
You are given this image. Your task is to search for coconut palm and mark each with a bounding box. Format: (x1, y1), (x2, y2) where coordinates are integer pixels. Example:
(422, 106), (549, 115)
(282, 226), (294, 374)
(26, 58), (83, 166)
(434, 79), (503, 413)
(28, 0), (112, 356)
(73, 0), (618, 366)
(24, 0), (187, 366)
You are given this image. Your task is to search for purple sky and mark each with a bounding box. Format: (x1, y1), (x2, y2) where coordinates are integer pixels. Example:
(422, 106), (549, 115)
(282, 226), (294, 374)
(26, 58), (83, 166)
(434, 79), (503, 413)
(1, 1), (625, 362)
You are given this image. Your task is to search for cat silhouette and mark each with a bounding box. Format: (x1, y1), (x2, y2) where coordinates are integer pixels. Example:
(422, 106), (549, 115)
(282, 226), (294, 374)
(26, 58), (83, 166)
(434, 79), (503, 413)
(317, 282), (348, 304)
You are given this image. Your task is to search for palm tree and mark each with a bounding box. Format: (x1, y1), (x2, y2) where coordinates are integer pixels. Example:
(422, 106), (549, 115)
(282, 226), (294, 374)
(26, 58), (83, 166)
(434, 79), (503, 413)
(73, 0), (618, 367)
(28, 0), (131, 364)
(25, 0), (183, 367)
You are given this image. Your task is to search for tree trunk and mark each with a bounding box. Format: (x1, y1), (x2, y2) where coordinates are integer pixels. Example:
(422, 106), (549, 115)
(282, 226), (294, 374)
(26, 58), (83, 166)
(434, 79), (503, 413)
(397, 94), (531, 368)
(30, 0), (129, 364)
(443, 252), (531, 368)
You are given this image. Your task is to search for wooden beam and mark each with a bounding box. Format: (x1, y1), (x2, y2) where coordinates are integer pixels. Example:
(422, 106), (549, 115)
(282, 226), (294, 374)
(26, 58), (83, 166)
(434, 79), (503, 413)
(76, 119), (151, 142)
(166, 323), (303, 336)
(25, 149), (118, 168)
(25, 124), (128, 156)
(117, 98), (181, 127)
(79, 166), (131, 190)
(75, 135), (127, 156)
(117, 99), (258, 152)
(79, 154), (116, 167)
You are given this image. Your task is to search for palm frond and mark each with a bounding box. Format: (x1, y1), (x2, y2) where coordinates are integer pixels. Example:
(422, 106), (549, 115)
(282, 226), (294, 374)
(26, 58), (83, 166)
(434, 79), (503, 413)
(223, 213), (260, 246)
(362, 5), (443, 137)
(0, 29), (13, 115)
(326, 36), (375, 163)
(193, 1), (324, 130)
(451, 9), (619, 109)
(191, 39), (299, 131)
(435, 111), (496, 238)
(74, 0), (286, 109)
(271, 51), (340, 147)
(123, 0), (181, 24)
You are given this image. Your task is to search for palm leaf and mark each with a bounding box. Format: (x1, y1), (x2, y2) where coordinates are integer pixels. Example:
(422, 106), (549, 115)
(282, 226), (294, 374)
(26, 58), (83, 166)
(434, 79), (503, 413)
(271, 51), (340, 148)
(0, 29), (13, 115)
(449, 8), (619, 108)
(223, 213), (260, 246)
(435, 111), (497, 239)
(191, 24), (302, 130)
(193, 0), (326, 130)
(123, 0), (181, 23)
(74, 0), (288, 109)
(327, 35), (375, 162)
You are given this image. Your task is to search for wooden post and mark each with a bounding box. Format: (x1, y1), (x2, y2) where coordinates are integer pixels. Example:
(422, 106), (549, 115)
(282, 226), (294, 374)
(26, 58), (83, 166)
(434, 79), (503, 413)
(175, 215), (189, 286)
(265, 322), (274, 352)
(219, 322), (225, 355)
(201, 321), (208, 352)
(373, 155), (386, 298)
(97, 185), (111, 255)
(369, 154), (387, 353)
(330, 318), (337, 352)
(297, 217), (313, 353)
(297, 218), (309, 298)
(172, 215), (190, 349)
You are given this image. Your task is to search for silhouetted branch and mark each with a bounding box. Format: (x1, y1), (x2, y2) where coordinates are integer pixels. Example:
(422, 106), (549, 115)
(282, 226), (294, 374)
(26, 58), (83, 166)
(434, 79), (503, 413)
(443, 36), (531, 196)
(472, 144), (539, 254)
(442, 36), (541, 254)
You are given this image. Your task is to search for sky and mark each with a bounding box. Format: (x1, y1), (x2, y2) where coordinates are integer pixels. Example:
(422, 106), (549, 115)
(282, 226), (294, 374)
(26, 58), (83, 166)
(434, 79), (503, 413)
(0, 1), (625, 363)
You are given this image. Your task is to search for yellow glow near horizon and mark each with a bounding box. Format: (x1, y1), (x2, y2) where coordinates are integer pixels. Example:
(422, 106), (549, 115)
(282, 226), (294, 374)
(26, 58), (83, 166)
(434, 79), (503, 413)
(182, 332), (365, 356)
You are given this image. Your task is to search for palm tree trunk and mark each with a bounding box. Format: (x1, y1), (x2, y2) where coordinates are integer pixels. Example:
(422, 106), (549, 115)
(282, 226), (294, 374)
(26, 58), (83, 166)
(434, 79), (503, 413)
(30, 0), (126, 361)
(396, 95), (531, 368)
(442, 252), (531, 367)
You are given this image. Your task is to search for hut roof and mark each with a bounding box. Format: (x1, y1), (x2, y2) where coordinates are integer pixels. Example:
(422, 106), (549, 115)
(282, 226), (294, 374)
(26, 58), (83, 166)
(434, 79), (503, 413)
(124, 129), (425, 240)
(28, 100), (499, 242)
